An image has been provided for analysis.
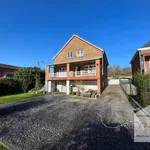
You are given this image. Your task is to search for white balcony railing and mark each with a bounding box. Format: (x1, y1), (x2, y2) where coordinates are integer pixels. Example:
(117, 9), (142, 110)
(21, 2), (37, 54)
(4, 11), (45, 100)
(49, 70), (96, 78)
(69, 70), (96, 77)
(50, 72), (67, 77)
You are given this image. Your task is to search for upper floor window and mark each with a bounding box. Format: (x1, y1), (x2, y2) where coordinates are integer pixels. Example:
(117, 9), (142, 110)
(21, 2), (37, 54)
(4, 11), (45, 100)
(76, 50), (84, 57)
(67, 52), (72, 58)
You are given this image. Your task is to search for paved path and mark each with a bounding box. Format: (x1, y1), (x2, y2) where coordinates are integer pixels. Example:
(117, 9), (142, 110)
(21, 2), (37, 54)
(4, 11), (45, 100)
(0, 85), (150, 150)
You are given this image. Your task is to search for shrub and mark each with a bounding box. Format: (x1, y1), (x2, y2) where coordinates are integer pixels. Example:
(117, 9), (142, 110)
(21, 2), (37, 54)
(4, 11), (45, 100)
(133, 72), (150, 107)
(28, 88), (36, 93)
(14, 67), (45, 93)
(0, 79), (22, 96)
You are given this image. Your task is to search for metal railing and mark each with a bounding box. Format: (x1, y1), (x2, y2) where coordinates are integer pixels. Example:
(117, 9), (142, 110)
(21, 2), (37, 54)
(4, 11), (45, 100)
(69, 70), (96, 77)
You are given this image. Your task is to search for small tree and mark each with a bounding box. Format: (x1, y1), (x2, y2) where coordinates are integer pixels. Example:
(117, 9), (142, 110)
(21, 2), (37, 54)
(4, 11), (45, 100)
(14, 67), (41, 93)
(133, 72), (150, 107)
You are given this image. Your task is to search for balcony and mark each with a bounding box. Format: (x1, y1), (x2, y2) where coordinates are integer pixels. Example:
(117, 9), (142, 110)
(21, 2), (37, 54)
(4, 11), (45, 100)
(69, 70), (96, 77)
(49, 70), (96, 78)
(50, 72), (67, 77)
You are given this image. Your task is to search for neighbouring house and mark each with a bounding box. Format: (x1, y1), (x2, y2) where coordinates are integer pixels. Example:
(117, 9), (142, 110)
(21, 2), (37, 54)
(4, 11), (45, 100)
(45, 34), (109, 95)
(131, 41), (150, 75)
(0, 63), (20, 78)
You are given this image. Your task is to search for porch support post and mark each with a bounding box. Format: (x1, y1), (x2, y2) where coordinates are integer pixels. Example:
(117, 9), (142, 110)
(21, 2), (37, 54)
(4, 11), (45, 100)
(67, 63), (70, 78)
(45, 65), (50, 92)
(47, 81), (52, 92)
(95, 59), (101, 95)
(66, 80), (70, 95)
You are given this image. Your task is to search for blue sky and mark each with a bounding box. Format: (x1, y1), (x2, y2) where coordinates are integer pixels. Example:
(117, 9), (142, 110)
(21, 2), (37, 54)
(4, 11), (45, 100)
(0, 0), (150, 68)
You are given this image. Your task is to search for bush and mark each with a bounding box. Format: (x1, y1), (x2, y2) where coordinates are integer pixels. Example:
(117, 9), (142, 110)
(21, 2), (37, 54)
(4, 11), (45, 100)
(133, 72), (150, 107)
(0, 79), (22, 96)
(14, 67), (45, 93)
(28, 88), (36, 93)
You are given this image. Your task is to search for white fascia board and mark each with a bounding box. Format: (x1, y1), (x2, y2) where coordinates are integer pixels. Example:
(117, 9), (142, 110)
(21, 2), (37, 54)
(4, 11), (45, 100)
(137, 47), (150, 51)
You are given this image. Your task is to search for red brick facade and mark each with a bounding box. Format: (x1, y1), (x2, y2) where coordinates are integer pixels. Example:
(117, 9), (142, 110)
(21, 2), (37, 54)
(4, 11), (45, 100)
(53, 35), (103, 64)
(144, 55), (150, 74)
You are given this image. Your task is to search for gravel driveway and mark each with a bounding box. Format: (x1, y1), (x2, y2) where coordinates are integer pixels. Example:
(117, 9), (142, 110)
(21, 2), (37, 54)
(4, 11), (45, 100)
(0, 85), (150, 150)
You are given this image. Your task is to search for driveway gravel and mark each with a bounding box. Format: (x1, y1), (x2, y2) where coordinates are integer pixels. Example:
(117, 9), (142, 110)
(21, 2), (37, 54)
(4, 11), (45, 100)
(0, 85), (150, 150)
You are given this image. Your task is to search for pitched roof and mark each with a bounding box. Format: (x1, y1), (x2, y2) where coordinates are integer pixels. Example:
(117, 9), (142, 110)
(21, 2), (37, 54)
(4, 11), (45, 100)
(130, 41), (150, 63)
(142, 41), (150, 48)
(53, 34), (104, 60)
(0, 63), (20, 70)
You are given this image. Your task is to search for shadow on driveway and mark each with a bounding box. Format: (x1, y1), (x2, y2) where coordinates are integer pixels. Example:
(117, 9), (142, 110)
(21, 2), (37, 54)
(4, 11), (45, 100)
(0, 99), (48, 116)
(37, 122), (144, 150)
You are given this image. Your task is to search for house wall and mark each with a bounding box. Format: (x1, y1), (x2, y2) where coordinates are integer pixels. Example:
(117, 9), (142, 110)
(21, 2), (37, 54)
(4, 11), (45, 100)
(144, 55), (150, 74)
(53, 36), (103, 64)
(56, 81), (66, 92)
(101, 55), (108, 91)
(71, 80), (97, 91)
(131, 51), (141, 76)
(48, 80), (97, 93)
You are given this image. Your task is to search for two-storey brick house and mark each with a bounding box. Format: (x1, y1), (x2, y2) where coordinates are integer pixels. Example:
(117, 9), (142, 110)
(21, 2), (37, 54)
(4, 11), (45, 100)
(131, 41), (150, 75)
(45, 34), (108, 95)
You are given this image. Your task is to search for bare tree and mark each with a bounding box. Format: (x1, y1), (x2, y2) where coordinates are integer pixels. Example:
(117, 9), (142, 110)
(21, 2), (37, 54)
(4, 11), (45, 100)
(108, 65), (131, 78)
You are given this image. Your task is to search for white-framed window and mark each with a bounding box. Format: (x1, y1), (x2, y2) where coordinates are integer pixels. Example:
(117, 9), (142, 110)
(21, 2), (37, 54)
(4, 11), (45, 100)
(84, 65), (96, 73)
(76, 50), (84, 57)
(67, 52), (72, 58)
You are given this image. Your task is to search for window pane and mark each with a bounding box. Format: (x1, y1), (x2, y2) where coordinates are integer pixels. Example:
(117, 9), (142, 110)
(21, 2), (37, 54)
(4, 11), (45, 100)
(78, 50), (80, 55)
(68, 52), (72, 58)
(77, 50), (84, 56)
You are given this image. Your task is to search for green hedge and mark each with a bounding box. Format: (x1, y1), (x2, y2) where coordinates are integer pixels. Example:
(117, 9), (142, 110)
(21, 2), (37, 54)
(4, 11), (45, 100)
(133, 72), (150, 107)
(0, 79), (22, 96)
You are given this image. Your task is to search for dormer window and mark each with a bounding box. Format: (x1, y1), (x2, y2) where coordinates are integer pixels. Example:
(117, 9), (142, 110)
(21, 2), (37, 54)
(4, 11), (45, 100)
(67, 52), (72, 58)
(76, 50), (84, 57)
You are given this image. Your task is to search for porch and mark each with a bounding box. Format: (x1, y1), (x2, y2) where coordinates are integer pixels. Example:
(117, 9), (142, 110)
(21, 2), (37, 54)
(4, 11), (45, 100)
(48, 60), (97, 78)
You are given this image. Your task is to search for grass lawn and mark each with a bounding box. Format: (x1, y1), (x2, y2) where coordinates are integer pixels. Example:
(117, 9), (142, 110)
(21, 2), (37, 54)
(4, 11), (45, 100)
(0, 144), (9, 150)
(0, 93), (43, 104)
